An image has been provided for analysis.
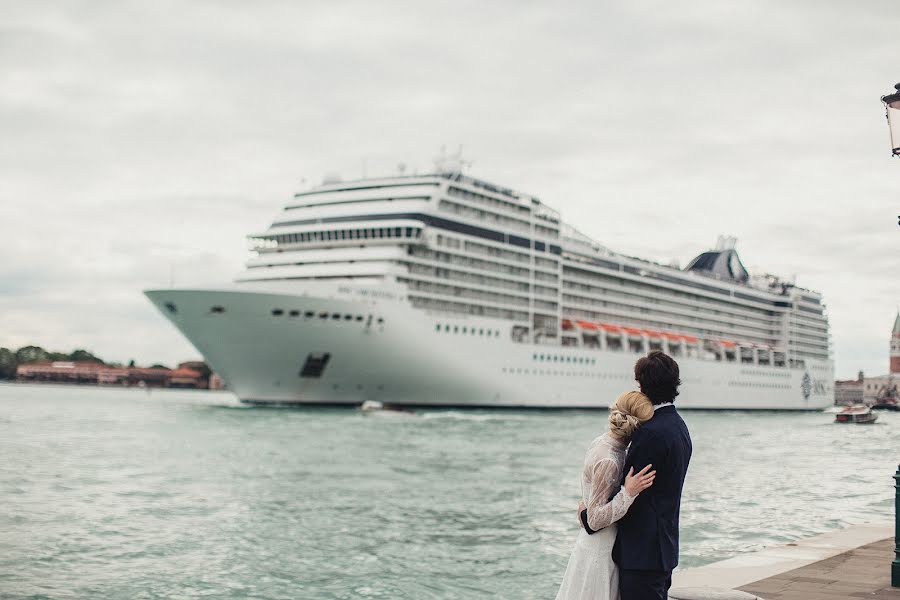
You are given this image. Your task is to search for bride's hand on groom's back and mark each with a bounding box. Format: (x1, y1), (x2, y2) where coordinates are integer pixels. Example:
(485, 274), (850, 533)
(623, 464), (656, 497)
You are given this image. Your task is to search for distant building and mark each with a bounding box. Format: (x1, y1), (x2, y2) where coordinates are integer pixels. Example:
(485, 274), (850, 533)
(17, 361), (129, 385)
(168, 367), (204, 388)
(842, 313), (900, 404)
(16, 359), (220, 391)
(834, 371), (864, 406)
(891, 311), (900, 374)
(176, 361), (210, 388)
(17, 362), (171, 388)
(864, 374), (899, 403)
(127, 367), (174, 388)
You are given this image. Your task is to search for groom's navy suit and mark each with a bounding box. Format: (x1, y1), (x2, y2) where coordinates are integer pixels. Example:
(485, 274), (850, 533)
(585, 404), (691, 600)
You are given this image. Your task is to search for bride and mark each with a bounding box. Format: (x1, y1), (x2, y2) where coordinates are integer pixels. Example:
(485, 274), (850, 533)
(555, 391), (656, 600)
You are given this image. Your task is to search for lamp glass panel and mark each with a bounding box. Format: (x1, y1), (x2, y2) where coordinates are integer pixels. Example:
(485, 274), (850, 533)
(889, 106), (900, 153)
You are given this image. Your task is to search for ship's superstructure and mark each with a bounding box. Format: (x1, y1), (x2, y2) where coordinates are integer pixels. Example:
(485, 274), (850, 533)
(146, 167), (834, 409)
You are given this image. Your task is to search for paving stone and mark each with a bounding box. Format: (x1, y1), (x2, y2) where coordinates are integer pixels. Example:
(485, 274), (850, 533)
(737, 538), (898, 600)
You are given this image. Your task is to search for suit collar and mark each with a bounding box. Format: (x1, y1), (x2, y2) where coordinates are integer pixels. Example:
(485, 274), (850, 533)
(653, 404), (677, 415)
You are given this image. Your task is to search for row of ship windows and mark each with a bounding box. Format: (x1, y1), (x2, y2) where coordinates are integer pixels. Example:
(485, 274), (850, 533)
(563, 301), (808, 347)
(564, 262), (826, 318)
(435, 234), (560, 272)
(446, 186), (563, 238)
(739, 368), (792, 379)
(401, 256), (816, 348)
(439, 199), (533, 235)
(563, 255), (755, 301)
(269, 308), (385, 324)
(169, 302), (387, 325)
(561, 306), (780, 347)
(562, 294), (783, 339)
(433, 235), (559, 270)
(410, 246), (532, 278)
(564, 268), (780, 320)
(412, 296), (529, 321)
(435, 323), (501, 337)
(501, 367), (629, 379)
(406, 247), (820, 343)
(532, 353), (598, 365)
(405, 278), (532, 307)
(406, 263), (535, 294)
(564, 282), (779, 325)
(727, 381), (792, 390)
(264, 226), (423, 247)
(408, 246), (559, 280)
(447, 185), (532, 217)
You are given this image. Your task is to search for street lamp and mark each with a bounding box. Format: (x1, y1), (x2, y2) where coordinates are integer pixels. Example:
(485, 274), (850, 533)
(881, 83), (900, 156)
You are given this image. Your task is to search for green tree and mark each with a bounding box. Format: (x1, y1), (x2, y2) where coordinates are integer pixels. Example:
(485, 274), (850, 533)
(69, 349), (103, 363)
(15, 346), (47, 364)
(47, 351), (69, 361)
(128, 359), (136, 368)
(0, 348), (17, 379)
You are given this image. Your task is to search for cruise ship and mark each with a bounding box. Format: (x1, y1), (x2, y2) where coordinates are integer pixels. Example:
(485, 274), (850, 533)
(145, 161), (834, 409)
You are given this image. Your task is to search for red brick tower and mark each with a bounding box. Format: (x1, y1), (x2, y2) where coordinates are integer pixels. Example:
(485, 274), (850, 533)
(891, 311), (900, 374)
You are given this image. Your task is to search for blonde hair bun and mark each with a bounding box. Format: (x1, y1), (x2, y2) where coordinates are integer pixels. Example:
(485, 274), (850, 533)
(608, 391), (654, 440)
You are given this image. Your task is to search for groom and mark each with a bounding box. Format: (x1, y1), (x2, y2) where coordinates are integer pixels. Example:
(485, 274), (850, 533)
(580, 351), (692, 600)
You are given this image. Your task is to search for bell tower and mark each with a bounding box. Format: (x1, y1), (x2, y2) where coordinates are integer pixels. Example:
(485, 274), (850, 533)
(891, 311), (900, 374)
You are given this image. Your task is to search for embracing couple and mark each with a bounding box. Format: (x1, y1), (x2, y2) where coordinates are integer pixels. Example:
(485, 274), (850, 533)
(555, 351), (692, 600)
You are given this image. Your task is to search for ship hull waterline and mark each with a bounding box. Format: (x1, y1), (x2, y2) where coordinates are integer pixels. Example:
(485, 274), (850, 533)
(145, 286), (833, 411)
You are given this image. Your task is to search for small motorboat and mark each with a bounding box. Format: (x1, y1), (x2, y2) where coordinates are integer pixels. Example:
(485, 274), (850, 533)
(834, 404), (878, 424)
(359, 400), (416, 416)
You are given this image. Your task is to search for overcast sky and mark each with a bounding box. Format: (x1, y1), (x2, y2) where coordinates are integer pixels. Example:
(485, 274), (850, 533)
(1, 0), (898, 378)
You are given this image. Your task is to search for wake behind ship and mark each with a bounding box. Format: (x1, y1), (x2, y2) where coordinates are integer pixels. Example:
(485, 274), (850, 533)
(146, 162), (833, 409)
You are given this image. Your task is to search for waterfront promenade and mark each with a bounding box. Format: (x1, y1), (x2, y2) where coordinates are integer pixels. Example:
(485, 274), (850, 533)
(738, 537), (898, 599)
(672, 524), (897, 599)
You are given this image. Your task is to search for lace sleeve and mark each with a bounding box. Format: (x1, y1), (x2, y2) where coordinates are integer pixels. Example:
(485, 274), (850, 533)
(584, 457), (637, 532)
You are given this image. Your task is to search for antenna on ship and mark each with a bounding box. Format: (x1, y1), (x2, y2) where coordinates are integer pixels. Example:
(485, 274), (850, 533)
(433, 145), (471, 175)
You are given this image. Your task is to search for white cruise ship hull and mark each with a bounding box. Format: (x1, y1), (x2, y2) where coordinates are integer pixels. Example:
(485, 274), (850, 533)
(146, 284), (834, 410)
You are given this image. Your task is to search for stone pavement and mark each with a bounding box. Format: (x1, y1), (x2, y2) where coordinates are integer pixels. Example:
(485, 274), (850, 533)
(737, 537), (899, 599)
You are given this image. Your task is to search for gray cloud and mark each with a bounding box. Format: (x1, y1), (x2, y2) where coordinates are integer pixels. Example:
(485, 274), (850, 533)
(1, 0), (897, 377)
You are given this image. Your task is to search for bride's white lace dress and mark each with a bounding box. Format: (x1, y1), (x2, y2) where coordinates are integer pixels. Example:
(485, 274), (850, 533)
(555, 433), (636, 600)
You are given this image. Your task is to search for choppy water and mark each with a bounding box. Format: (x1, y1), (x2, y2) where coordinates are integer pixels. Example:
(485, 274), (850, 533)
(0, 384), (896, 599)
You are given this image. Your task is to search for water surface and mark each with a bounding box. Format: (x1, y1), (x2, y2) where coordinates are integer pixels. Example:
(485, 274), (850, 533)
(1, 384), (896, 599)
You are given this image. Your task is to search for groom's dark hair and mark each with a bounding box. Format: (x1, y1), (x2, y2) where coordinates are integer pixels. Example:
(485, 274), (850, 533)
(634, 351), (681, 405)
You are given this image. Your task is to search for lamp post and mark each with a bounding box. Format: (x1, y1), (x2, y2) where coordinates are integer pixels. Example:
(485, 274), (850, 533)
(881, 83), (900, 156)
(894, 464), (900, 587)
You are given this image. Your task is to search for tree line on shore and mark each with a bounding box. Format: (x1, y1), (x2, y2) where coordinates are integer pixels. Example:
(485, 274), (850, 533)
(0, 346), (172, 380)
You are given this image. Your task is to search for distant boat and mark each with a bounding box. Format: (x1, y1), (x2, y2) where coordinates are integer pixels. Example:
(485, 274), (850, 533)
(359, 400), (416, 415)
(834, 404), (878, 424)
(871, 383), (899, 411)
